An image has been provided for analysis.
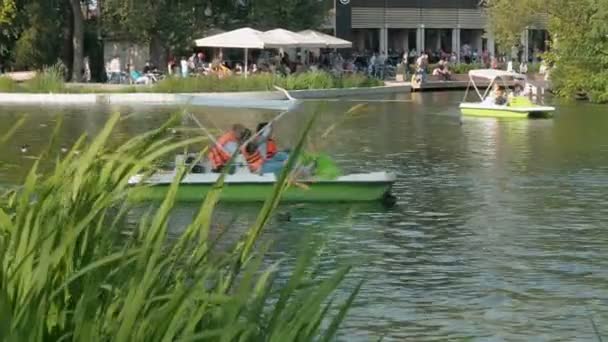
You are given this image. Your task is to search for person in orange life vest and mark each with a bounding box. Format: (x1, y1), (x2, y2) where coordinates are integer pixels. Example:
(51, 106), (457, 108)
(240, 128), (265, 173)
(208, 124), (248, 172)
(255, 122), (289, 175)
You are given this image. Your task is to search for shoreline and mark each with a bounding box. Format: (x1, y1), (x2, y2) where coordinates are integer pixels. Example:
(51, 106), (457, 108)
(0, 72), (548, 108)
(0, 83), (412, 109)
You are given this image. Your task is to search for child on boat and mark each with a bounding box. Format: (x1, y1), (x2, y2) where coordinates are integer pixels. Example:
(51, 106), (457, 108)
(494, 86), (508, 105)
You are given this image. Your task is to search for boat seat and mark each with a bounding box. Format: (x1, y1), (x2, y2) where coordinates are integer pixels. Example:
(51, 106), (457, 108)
(510, 96), (534, 107)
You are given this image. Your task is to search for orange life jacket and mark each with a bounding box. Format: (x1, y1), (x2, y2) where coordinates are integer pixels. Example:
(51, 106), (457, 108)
(242, 146), (263, 173)
(208, 132), (238, 170)
(266, 138), (278, 160)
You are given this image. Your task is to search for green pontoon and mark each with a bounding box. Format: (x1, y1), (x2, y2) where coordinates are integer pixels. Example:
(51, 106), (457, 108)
(128, 170), (396, 203)
(460, 69), (555, 118)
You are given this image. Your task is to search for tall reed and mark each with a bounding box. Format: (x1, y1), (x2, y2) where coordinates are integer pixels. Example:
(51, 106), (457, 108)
(0, 109), (358, 341)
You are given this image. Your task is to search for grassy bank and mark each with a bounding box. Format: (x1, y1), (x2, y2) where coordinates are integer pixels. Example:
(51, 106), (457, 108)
(0, 71), (383, 94)
(0, 110), (359, 341)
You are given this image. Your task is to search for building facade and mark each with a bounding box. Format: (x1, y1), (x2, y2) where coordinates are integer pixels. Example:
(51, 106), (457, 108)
(335, 0), (547, 61)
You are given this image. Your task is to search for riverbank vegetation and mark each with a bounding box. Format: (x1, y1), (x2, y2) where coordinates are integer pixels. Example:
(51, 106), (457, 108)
(0, 111), (359, 341)
(0, 71), (382, 93)
(487, 0), (608, 103)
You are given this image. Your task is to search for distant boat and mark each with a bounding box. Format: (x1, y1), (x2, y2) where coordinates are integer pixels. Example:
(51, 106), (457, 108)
(460, 69), (555, 119)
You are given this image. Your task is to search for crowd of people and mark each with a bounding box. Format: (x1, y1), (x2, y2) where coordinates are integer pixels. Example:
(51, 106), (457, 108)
(104, 49), (365, 84)
(104, 43), (547, 85)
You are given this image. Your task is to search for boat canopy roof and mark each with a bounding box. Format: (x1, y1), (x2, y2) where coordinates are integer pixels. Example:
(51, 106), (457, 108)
(469, 69), (526, 80)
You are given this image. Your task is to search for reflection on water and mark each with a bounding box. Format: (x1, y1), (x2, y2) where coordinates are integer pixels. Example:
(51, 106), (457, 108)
(2, 93), (608, 340)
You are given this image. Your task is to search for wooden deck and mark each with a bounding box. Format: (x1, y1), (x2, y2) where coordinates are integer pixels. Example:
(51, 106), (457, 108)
(410, 74), (549, 92)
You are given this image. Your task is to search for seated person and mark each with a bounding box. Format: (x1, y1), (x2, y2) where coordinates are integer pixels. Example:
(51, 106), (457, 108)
(494, 86), (508, 105)
(208, 124), (248, 172)
(483, 83), (499, 104)
(432, 65), (450, 80)
(255, 122), (289, 175)
(511, 83), (524, 97)
(130, 69), (150, 85)
(240, 129), (264, 174)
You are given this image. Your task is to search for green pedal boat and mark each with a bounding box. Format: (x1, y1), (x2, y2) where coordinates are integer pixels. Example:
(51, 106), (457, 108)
(460, 69), (555, 118)
(128, 170), (397, 203)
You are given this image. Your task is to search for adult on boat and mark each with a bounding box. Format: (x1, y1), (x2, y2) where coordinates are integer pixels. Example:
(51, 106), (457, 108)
(482, 83), (507, 106)
(208, 124), (248, 172)
(255, 122), (290, 175)
(240, 129), (265, 174)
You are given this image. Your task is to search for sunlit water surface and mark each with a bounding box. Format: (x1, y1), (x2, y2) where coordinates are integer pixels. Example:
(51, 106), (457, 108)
(1, 91), (607, 341)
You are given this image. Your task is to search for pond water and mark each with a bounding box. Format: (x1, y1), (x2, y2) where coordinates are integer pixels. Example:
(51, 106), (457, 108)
(1, 92), (608, 341)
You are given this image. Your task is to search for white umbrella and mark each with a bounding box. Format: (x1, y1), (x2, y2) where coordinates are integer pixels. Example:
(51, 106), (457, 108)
(297, 30), (352, 49)
(195, 27), (266, 77)
(261, 28), (325, 48)
(195, 27), (265, 49)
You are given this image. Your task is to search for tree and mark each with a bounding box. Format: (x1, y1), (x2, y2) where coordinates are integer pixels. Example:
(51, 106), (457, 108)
(101, 0), (326, 68)
(12, 2), (63, 69)
(241, 0), (326, 31)
(485, 0), (545, 47)
(487, 0), (608, 102)
(70, 0), (85, 81)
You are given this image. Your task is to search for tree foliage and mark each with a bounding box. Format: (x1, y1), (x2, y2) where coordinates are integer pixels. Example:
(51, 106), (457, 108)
(487, 0), (608, 103)
(0, 0), (327, 77)
(102, 0), (326, 57)
(12, 2), (63, 70)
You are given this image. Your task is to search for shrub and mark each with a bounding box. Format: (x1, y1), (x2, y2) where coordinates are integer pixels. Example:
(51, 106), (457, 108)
(152, 72), (378, 93)
(21, 63), (66, 93)
(450, 63), (485, 74)
(340, 73), (382, 88)
(154, 74), (279, 93)
(0, 77), (20, 92)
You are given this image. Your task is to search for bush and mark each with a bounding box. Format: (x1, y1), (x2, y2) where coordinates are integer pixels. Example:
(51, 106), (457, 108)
(21, 63), (66, 93)
(0, 71), (380, 94)
(278, 71), (336, 90)
(339, 73), (382, 88)
(0, 110), (359, 341)
(450, 63), (485, 74)
(0, 77), (20, 92)
(153, 71), (379, 93)
(154, 74), (278, 93)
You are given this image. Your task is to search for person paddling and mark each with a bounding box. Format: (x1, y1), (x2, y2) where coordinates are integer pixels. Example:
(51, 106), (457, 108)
(208, 124), (247, 172)
(240, 128), (265, 174)
(255, 122), (289, 174)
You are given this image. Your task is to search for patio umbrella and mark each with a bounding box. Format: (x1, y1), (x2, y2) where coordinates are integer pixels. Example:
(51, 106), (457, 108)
(297, 30), (352, 49)
(195, 27), (266, 77)
(261, 28), (325, 48)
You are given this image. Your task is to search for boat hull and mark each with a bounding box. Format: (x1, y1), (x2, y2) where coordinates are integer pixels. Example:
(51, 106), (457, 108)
(127, 172), (396, 202)
(129, 181), (392, 202)
(460, 103), (555, 119)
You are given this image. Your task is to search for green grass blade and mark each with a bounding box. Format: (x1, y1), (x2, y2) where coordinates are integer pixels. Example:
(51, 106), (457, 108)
(0, 115), (26, 144)
(321, 279), (364, 342)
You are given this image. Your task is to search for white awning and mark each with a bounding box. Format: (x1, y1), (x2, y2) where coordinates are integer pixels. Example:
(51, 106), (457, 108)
(261, 29), (324, 48)
(469, 69), (526, 80)
(194, 28), (265, 49)
(297, 30), (352, 48)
